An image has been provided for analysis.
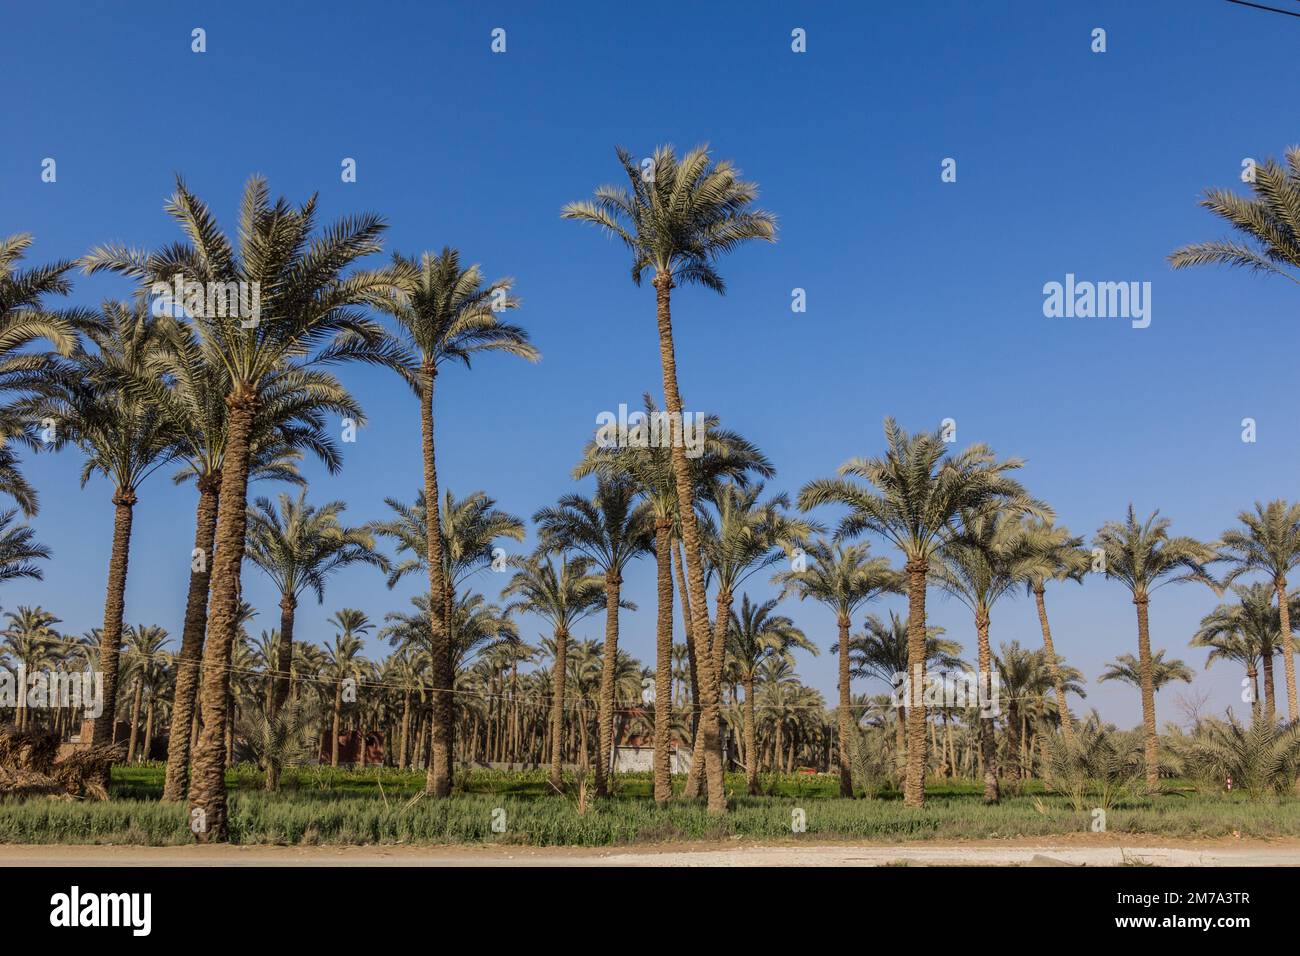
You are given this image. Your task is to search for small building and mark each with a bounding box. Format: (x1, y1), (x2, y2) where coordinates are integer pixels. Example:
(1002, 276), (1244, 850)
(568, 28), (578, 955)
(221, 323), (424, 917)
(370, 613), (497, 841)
(612, 734), (692, 774)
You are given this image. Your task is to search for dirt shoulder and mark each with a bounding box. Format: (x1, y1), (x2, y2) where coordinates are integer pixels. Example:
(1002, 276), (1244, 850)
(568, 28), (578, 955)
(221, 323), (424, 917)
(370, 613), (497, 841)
(2, 835), (1299, 867)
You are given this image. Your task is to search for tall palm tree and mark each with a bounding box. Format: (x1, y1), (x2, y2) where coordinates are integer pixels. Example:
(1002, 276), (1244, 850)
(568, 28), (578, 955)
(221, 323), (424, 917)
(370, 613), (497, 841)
(502, 551), (607, 789)
(369, 247), (537, 797)
(564, 144), (777, 812)
(798, 418), (1036, 806)
(153, 334), (355, 800)
(1193, 582), (1297, 719)
(1218, 501), (1300, 721)
(574, 397), (772, 801)
(726, 594), (815, 794)
(245, 491), (383, 719)
(83, 175), (398, 840)
(0, 606), (60, 730)
(320, 610), (371, 768)
(931, 504), (1045, 802)
(38, 299), (178, 757)
(773, 539), (901, 795)
(1093, 506), (1216, 791)
(535, 477), (650, 796)
(1016, 517), (1089, 743)
(0, 510), (50, 586)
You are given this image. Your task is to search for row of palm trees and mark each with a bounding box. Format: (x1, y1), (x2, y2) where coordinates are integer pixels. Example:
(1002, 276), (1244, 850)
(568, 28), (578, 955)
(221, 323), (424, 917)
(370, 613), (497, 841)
(2, 140), (1298, 834)
(0, 582), (1277, 801)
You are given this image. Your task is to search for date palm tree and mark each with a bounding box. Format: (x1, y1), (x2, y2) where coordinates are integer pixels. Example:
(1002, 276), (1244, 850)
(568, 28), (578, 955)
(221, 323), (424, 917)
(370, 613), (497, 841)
(574, 397), (772, 801)
(1099, 650), (1193, 694)
(564, 144), (777, 812)
(798, 418), (1036, 806)
(702, 482), (816, 695)
(37, 299), (179, 758)
(535, 477), (650, 796)
(374, 489), (526, 595)
(1193, 582), (1297, 719)
(848, 612), (964, 780)
(0, 606), (60, 730)
(368, 246), (536, 797)
(773, 539), (901, 795)
(1016, 518), (1089, 744)
(320, 610), (371, 768)
(1093, 506), (1216, 791)
(931, 504), (1046, 802)
(726, 594), (815, 794)
(153, 320), (358, 801)
(1218, 501), (1300, 722)
(245, 491), (384, 717)
(122, 624), (169, 763)
(83, 176), (397, 841)
(502, 551), (607, 790)
(0, 510), (49, 587)
(245, 492), (383, 787)
(374, 487), (524, 780)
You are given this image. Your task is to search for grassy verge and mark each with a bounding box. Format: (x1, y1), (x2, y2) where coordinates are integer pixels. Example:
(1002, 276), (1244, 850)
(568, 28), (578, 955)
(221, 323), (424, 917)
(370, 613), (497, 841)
(0, 764), (1293, 847)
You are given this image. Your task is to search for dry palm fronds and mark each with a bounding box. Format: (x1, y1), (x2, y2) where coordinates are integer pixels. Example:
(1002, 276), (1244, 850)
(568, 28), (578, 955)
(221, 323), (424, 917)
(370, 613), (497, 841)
(0, 765), (66, 798)
(0, 724), (60, 774)
(0, 724), (123, 800)
(49, 744), (124, 800)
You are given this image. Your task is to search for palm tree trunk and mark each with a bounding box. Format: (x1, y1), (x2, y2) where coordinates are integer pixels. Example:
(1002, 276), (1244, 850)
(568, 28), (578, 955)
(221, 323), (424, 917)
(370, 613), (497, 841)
(225, 683), (235, 768)
(894, 703), (906, 782)
(399, 691), (411, 770)
(676, 539), (705, 798)
(944, 711), (956, 778)
(127, 677), (143, 762)
(743, 676), (758, 795)
(653, 272), (726, 813)
(143, 697), (154, 760)
(1133, 595), (1160, 793)
(902, 558), (928, 807)
(685, 586), (732, 787)
(90, 490), (136, 771)
(549, 627), (569, 790)
(270, 594), (296, 717)
(594, 571), (621, 797)
(1275, 578), (1297, 721)
(1261, 639), (1276, 720)
(1033, 585), (1075, 744)
(188, 391), (257, 842)
(975, 607), (999, 803)
(836, 613), (854, 797)
(419, 368), (454, 797)
(653, 518), (674, 803)
(162, 478), (219, 801)
(331, 684), (342, 766)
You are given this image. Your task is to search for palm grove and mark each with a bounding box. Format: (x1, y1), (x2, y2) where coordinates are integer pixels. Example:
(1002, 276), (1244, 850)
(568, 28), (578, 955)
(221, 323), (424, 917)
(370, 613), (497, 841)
(1, 145), (1300, 840)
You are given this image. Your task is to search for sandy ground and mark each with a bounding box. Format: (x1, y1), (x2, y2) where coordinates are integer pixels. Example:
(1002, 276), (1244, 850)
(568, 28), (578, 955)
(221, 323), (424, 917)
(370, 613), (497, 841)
(3, 836), (1300, 866)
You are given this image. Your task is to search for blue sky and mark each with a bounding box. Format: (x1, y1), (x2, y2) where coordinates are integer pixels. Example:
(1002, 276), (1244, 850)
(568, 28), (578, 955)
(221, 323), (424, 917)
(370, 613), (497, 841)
(3, 0), (1298, 728)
